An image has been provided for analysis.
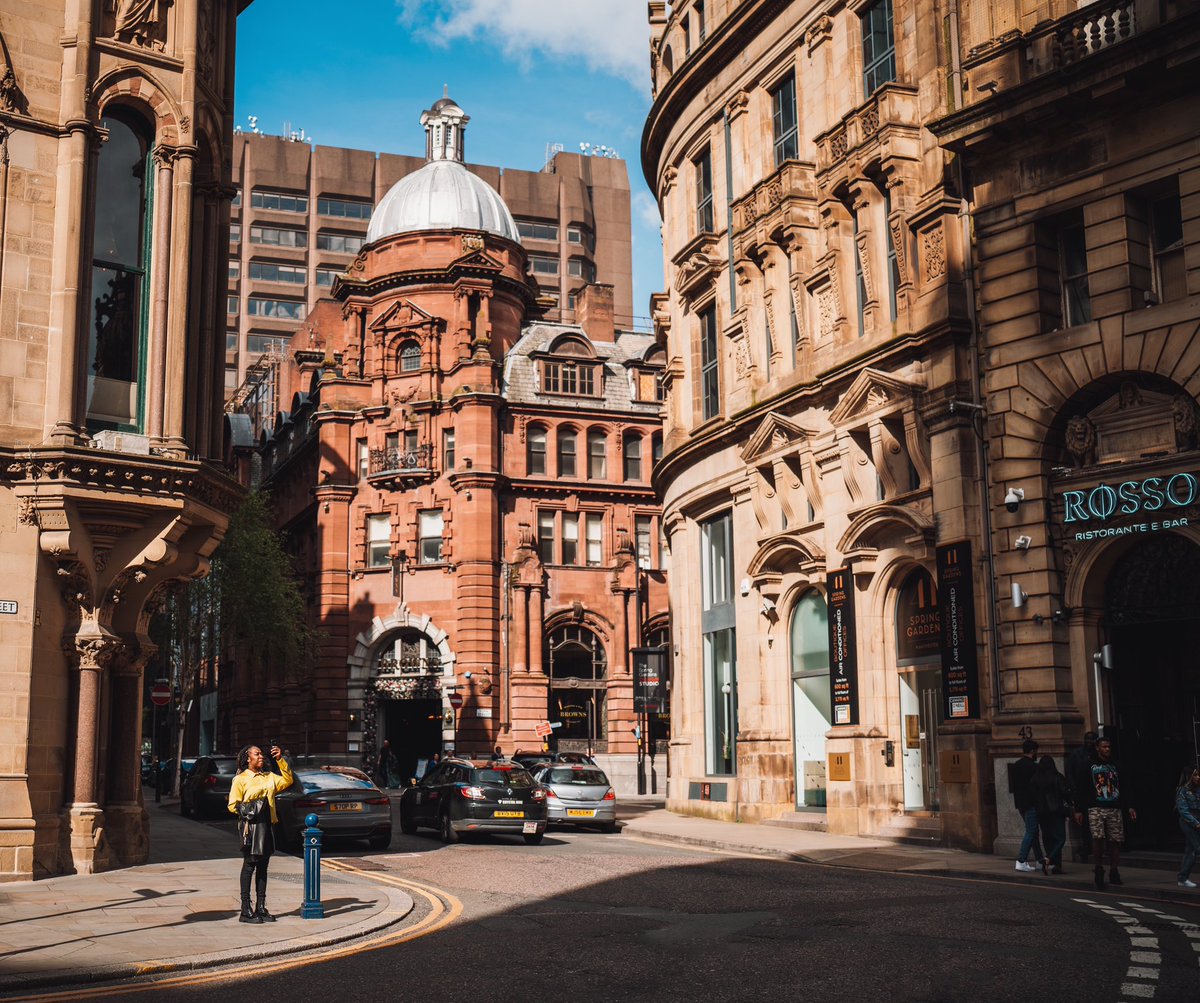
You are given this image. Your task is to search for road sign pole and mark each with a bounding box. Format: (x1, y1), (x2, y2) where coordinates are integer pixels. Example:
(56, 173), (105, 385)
(152, 703), (160, 803)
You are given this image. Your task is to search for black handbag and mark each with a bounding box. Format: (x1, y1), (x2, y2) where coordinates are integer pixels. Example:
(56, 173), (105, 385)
(236, 797), (269, 850)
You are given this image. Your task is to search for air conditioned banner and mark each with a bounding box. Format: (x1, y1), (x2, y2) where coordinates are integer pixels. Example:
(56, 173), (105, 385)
(936, 541), (981, 720)
(826, 568), (859, 726)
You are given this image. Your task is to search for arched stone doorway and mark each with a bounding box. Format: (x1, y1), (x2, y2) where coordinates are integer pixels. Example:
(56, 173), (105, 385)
(1102, 533), (1200, 851)
(547, 625), (607, 754)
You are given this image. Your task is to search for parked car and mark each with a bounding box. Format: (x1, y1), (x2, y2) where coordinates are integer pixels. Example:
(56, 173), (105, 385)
(398, 758), (547, 845)
(274, 769), (393, 852)
(532, 764), (617, 832)
(153, 757), (197, 791)
(180, 755), (239, 819)
(512, 750), (597, 773)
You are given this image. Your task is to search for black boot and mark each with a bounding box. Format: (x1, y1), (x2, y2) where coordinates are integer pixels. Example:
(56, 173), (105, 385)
(1093, 865), (1106, 891)
(239, 897), (262, 923)
(1108, 867), (1123, 886)
(255, 898), (276, 922)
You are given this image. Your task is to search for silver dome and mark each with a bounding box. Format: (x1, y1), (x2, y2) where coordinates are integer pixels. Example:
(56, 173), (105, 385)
(366, 160), (521, 245)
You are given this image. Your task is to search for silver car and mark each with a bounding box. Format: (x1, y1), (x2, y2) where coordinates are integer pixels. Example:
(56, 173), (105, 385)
(533, 764), (616, 832)
(274, 769), (392, 851)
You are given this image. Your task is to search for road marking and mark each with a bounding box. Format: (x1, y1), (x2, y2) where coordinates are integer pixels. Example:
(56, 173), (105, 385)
(1, 864), (462, 1002)
(1078, 899), (1160, 1000)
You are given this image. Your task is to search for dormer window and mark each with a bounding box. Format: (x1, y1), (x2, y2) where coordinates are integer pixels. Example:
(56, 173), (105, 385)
(542, 360), (597, 396)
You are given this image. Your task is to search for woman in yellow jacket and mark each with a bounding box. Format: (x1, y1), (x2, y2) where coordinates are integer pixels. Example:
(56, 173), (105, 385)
(228, 743), (293, 923)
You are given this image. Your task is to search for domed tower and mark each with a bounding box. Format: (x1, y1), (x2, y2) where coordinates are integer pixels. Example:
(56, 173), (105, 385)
(307, 95), (538, 762)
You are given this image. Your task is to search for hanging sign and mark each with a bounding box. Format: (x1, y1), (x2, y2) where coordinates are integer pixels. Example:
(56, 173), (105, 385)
(826, 568), (858, 726)
(632, 646), (669, 715)
(936, 541), (981, 720)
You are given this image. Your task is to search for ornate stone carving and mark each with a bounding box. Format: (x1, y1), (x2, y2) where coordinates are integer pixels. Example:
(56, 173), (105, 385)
(75, 635), (122, 671)
(859, 106), (880, 136)
(1118, 381), (1143, 409)
(725, 90), (749, 120)
(1173, 395), (1200, 450)
(660, 165), (678, 198)
(461, 233), (485, 252)
(817, 283), (837, 339)
(17, 496), (38, 527)
(114, 0), (170, 52)
(806, 15), (833, 53)
(855, 232), (874, 302)
(1065, 414), (1097, 466)
(889, 217), (908, 285)
(921, 225), (946, 281)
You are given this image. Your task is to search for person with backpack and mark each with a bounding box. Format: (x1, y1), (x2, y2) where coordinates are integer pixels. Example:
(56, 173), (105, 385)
(1031, 754), (1071, 874)
(1175, 763), (1200, 889)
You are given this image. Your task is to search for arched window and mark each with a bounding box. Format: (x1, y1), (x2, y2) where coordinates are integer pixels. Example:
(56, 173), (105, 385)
(375, 629), (442, 675)
(790, 591), (831, 808)
(895, 567), (940, 666)
(88, 106), (154, 430)
(558, 427), (577, 477)
(662, 45), (674, 75)
(546, 624), (607, 747)
(587, 429), (607, 479)
(527, 424), (547, 475)
(623, 434), (643, 482)
(399, 339), (421, 372)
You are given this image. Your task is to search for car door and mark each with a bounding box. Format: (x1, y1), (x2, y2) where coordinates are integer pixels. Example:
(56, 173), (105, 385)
(413, 764), (450, 823)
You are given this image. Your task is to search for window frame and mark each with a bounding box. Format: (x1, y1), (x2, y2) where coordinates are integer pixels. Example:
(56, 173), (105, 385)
(699, 303), (721, 421)
(418, 509), (444, 565)
(366, 513), (391, 569)
(623, 434), (643, 482)
(558, 428), (578, 477)
(587, 430), (608, 480)
(695, 148), (714, 234)
(861, 0), (897, 97)
(771, 73), (799, 166)
(528, 425), (548, 476)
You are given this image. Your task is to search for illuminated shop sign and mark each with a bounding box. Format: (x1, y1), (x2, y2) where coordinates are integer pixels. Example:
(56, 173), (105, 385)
(1059, 472), (1195, 541)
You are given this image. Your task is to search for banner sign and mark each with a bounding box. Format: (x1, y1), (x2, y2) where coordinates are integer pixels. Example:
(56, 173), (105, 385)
(632, 646), (669, 715)
(936, 541), (981, 720)
(826, 568), (858, 725)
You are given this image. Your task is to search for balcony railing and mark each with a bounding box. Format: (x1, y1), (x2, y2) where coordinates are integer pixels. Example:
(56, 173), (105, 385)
(368, 443), (434, 479)
(1053, 0), (1136, 66)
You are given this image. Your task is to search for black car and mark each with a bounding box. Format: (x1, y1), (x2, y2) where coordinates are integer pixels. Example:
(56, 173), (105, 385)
(180, 755), (239, 819)
(398, 758), (548, 845)
(274, 769), (393, 852)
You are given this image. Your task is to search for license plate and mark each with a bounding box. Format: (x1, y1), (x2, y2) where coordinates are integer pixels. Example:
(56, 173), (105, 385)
(522, 821), (539, 833)
(493, 810), (524, 818)
(329, 802), (362, 812)
(567, 809), (596, 817)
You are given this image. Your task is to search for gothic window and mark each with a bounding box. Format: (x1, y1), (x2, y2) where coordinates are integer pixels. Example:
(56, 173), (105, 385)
(87, 107), (154, 430)
(399, 340), (421, 371)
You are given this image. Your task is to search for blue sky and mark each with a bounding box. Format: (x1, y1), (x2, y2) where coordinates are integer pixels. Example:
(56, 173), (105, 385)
(235, 0), (664, 323)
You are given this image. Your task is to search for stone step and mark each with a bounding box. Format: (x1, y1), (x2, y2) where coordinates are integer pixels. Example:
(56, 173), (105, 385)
(876, 813), (944, 847)
(762, 811), (828, 833)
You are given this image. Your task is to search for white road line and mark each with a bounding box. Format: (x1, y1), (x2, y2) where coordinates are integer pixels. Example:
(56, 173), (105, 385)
(1078, 899), (1160, 1000)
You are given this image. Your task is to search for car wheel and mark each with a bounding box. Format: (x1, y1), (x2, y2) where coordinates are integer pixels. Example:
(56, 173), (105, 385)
(439, 810), (459, 844)
(399, 807), (418, 835)
(523, 832), (544, 846)
(600, 821), (617, 834)
(368, 830), (391, 851)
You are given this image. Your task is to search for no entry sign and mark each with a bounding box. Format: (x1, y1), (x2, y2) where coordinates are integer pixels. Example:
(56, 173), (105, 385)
(150, 682), (171, 707)
(448, 692), (463, 709)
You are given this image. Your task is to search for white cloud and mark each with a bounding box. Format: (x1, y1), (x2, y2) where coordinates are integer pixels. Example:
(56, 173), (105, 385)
(633, 190), (662, 232)
(398, 0), (651, 92)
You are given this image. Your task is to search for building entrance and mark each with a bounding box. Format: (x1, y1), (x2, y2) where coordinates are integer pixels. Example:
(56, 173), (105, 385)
(895, 568), (941, 811)
(1104, 534), (1200, 851)
(382, 698), (443, 787)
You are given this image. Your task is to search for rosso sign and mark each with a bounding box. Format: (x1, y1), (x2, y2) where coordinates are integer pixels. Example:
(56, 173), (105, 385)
(1061, 472), (1199, 523)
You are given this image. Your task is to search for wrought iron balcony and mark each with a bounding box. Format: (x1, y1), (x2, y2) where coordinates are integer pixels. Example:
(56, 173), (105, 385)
(367, 443), (434, 483)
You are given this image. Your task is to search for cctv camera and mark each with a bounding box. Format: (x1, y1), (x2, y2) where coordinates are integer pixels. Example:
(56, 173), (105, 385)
(1011, 582), (1027, 609)
(464, 671), (472, 680)
(1004, 487), (1025, 513)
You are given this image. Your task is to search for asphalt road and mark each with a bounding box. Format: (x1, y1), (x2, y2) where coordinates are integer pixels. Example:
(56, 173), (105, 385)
(142, 804), (1200, 1003)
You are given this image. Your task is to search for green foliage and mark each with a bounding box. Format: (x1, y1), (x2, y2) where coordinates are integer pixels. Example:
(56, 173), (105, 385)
(211, 490), (318, 678)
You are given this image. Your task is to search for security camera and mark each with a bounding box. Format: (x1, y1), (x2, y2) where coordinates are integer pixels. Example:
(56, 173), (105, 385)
(1011, 582), (1027, 609)
(464, 671), (472, 680)
(1004, 487), (1025, 513)
(761, 597), (776, 615)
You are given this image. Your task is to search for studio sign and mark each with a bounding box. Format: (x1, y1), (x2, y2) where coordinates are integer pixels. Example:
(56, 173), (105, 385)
(1060, 472), (1196, 539)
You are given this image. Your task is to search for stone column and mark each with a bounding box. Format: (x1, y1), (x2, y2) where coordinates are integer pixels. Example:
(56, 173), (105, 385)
(62, 633), (121, 875)
(529, 586), (545, 676)
(164, 149), (195, 454)
(104, 648), (152, 867)
(147, 146), (178, 444)
(512, 586), (528, 675)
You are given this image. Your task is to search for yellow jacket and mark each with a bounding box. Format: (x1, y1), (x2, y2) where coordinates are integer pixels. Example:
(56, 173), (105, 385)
(228, 757), (294, 824)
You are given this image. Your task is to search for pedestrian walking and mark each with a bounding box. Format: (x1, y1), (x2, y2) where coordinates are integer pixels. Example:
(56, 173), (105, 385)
(1012, 738), (1047, 874)
(377, 739), (398, 788)
(1065, 730), (1098, 862)
(1031, 755), (1071, 874)
(1073, 736), (1136, 890)
(1175, 763), (1200, 889)
(228, 742), (293, 924)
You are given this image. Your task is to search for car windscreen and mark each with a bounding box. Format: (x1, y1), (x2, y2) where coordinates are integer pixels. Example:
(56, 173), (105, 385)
(292, 771), (375, 794)
(213, 759), (239, 776)
(473, 767), (535, 788)
(547, 768), (608, 785)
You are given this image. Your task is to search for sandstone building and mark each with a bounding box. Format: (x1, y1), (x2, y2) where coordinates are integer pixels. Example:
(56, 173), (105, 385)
(644, 0), (1200, 855)
(0, 1), (245, 880)
(224, 131), (634, 393)
(223, 97), (668, 793)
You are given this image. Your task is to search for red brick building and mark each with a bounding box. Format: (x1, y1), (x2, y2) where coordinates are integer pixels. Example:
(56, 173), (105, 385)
(224, 97), (668, 791)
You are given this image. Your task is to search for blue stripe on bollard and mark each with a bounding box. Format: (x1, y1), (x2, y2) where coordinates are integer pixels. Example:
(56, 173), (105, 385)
(301, 812), (324, 919)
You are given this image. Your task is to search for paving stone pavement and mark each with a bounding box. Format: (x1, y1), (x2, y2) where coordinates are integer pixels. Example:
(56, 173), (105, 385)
(0, 799), (414, 993)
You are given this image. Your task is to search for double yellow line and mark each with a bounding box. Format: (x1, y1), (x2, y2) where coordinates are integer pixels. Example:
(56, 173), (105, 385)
(3, 863), (462, 1002)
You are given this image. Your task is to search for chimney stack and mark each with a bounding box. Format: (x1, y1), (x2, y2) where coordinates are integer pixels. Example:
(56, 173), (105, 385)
(577, 283), (615, 343)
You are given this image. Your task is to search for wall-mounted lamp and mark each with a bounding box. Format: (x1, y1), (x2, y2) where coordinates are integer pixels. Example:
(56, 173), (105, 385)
(1004, 487), (1025, 513)
(1011, 582), (1028, 609)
